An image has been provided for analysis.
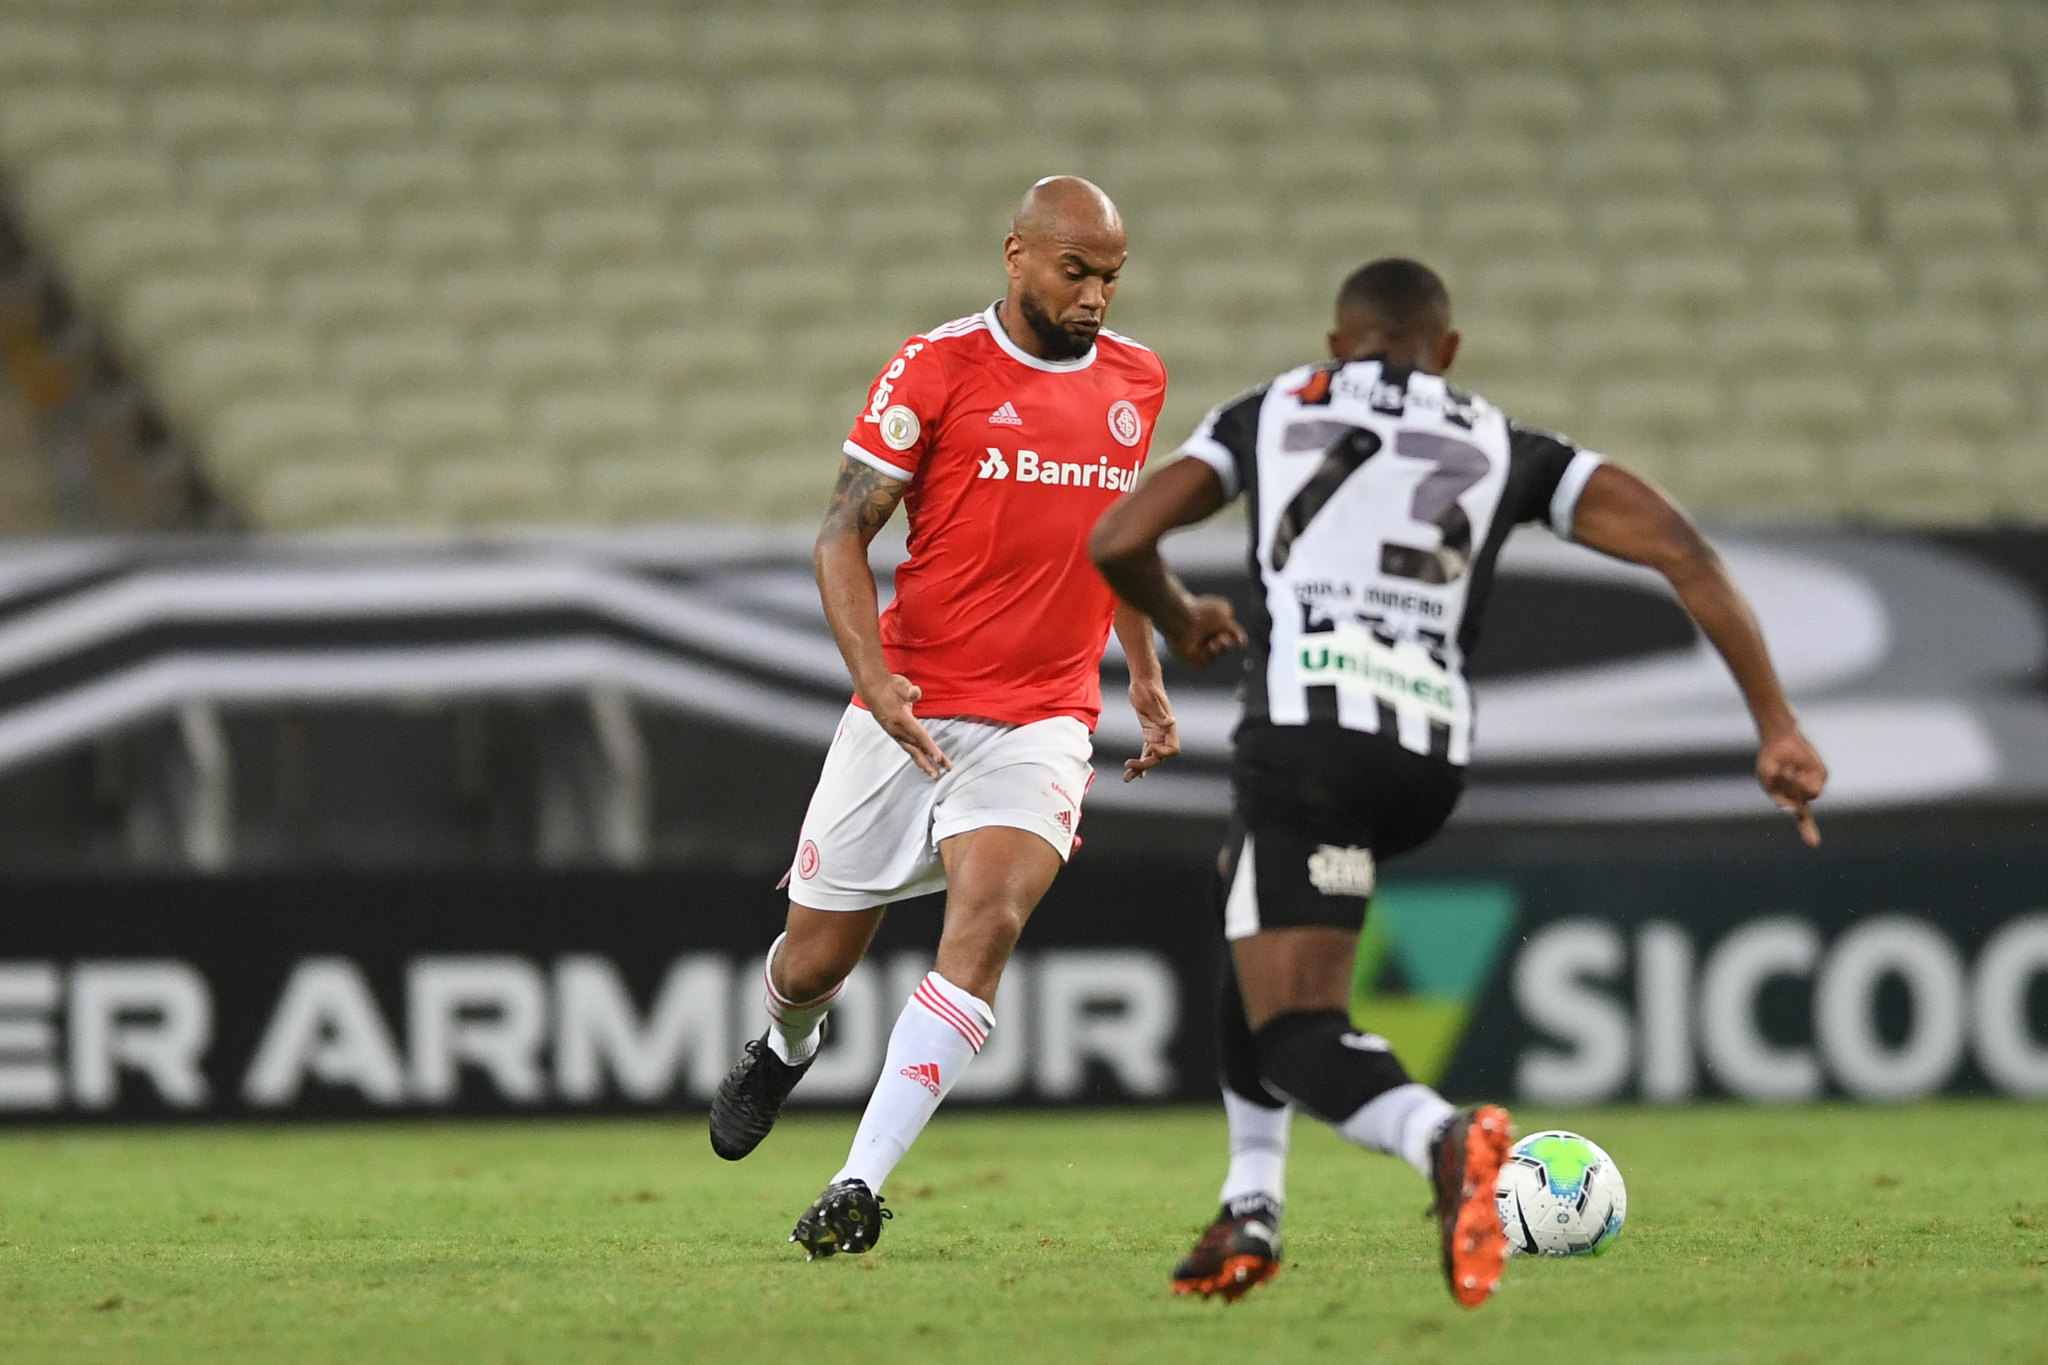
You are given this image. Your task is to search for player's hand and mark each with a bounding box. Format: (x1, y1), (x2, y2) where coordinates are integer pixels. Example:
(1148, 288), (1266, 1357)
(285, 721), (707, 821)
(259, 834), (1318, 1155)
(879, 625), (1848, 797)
(1123, 678), (1179, 781)
(1165, 595), (1246, 668)
(864, 674), (951, 779)
(1757, 728), (1826, 847)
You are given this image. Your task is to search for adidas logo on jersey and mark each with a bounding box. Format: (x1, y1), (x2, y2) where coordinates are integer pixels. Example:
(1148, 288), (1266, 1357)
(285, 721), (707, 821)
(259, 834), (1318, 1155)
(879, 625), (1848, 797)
(900, 1062), (941, 1095)
(989, 401), (1023, 425)
(1055, 809), (1072, 833)
(977, 447), (1138, 491)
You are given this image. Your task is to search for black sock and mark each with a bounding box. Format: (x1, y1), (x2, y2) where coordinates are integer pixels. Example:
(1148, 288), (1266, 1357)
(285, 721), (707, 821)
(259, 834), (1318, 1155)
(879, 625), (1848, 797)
(1252, 1009), (1412, 1126)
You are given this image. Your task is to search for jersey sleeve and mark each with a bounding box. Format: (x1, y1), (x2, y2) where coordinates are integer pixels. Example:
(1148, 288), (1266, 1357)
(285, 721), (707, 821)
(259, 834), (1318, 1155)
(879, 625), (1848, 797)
(1505, 422), (1606, 538)
(1174, 384), (1267, 502)
(843, 336), (948, 481)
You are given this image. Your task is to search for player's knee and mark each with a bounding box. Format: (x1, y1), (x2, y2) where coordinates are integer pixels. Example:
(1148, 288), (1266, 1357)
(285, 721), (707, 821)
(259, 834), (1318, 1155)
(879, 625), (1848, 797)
(1253, 1009), (1411, 1125)
(773, 936), (859, 1003)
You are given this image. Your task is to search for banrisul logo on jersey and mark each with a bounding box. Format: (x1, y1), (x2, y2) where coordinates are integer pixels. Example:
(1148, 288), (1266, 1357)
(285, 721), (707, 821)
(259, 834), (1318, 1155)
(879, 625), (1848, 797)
(976, 447), (1139, 491)
(1350, 882), (1519, 1085)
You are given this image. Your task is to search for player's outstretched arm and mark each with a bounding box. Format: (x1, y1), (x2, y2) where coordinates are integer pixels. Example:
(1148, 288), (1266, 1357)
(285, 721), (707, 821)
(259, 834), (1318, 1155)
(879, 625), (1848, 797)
(1090, 458), (1247, 668)
(815, 455), (950, 777)
(1113, 602), (1179, 781)
(1569, 464), (1828, 845)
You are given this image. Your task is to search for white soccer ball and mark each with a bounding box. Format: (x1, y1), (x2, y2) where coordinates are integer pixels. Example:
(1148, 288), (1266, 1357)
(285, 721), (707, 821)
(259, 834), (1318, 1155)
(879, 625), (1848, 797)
(1493, 1129), (1626, 1257)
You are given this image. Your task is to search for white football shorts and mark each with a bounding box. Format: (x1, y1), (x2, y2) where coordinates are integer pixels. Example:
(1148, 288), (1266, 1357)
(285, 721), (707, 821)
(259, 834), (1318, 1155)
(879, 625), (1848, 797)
(786, 704), (1095, 912)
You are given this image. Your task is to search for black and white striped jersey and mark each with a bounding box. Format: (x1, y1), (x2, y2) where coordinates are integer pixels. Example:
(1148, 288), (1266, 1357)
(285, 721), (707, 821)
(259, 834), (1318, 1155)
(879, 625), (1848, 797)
(1180, 356), (1604, 765)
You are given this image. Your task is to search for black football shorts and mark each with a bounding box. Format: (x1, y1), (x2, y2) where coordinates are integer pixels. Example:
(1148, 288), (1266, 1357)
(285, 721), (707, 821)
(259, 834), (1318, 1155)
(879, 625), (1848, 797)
(1217, 721), (1465, 940)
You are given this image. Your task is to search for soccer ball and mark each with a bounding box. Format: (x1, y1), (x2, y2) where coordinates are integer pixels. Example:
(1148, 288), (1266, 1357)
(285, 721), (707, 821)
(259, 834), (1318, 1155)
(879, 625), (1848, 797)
(1494, 1130), (1626, 1257)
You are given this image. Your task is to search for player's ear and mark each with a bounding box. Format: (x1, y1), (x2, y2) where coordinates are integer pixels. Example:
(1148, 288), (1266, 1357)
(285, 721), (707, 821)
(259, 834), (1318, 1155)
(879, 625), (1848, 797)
(1002, 233), (1025, 280)
(1434, 330), (1461, 374)
(1326, 328), (1344, 360)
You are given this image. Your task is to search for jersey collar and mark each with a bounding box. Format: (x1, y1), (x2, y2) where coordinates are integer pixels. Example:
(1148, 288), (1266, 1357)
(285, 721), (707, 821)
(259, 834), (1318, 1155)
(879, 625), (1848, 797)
(983, 303), (1097, 373)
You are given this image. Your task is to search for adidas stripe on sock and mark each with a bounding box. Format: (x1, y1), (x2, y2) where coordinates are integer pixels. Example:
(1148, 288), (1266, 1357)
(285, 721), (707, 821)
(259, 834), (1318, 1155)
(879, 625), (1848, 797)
(833, 972), (994, 1193)
(763, 933), (842, 1066)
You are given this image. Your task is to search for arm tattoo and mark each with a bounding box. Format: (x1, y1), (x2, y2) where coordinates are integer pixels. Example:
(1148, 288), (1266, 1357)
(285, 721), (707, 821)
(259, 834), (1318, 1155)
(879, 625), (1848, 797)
(821, 457), (906, 541)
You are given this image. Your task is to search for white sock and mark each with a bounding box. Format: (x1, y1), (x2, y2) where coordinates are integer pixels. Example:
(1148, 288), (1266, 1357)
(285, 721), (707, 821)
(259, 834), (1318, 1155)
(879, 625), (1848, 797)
(832, 972), (993, 1193)
(1218, 1088), (1293, 1214)
(1337, 1081), (1457, 1178)
(762, 933), (841, 1066)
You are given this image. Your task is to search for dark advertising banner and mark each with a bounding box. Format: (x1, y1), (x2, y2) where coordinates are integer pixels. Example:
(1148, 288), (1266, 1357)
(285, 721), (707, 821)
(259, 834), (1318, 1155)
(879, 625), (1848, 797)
(0, 861), (1221, 1124)
(3, 840), (2045, 1122)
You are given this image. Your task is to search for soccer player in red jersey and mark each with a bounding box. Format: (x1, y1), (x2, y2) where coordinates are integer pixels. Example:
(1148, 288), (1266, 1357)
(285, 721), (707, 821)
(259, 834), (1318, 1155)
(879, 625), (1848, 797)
(708, 178), (1179, 1259)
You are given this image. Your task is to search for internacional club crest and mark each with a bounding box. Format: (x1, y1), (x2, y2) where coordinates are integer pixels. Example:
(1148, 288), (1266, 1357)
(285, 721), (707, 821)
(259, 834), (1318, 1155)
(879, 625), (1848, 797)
(1107, 399), (1143, 448)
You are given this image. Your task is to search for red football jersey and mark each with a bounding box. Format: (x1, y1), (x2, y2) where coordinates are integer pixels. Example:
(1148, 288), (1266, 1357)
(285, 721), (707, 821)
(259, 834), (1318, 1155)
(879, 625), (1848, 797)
(841, 304), (1168, 730)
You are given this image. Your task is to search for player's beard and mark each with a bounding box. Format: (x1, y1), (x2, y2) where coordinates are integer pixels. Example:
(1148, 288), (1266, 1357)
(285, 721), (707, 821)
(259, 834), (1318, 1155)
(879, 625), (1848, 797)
(1018, 292), (1097, 362)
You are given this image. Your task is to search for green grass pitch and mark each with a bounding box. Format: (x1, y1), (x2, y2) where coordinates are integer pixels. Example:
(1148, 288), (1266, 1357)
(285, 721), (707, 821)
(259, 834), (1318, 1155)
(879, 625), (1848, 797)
(1, 1104), (2043, 1364)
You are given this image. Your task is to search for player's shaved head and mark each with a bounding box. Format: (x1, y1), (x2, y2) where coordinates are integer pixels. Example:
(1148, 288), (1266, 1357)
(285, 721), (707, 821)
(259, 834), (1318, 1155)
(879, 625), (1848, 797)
(1010, 175), (1124, 246)
(1330, 257), (1461, 375)
(999, 177), (1127, 362)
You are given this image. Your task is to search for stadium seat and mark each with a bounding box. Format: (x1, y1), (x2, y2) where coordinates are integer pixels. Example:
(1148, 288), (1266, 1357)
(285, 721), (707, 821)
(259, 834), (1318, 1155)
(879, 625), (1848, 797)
(193, 151), (330, 213)
(338, 147), (476, 211)
(1892, 67), (2019, 133)
(419, 453), (567, 528)
(1863, 3), (2004, 63)
(1750, 68), (1874, 131)
(1885, 192), (2017, 250)
(1418, 137), (1555, 195)
(691, 10), (830, 73)
(1727, 7), (1857, 67)
(99, 23), (235, 85)
(1687, 434), (1837, 518)
(1586, 375), (1722, 446)
(1577, 5), (1714, 66)
(1884, 375), (2024, 440)
(1311, 74), (1441, 136)
(0, 21), (92, 84)
(1738, 374), (1873, 441)
(1861, 311), (2001, 374)
(579, 453), (729, 524)
(838, 203), (974, 259)
(979, 7), (1125, 75)
(1704, 312), (1846, 379)
(1164, 76), (1295, 141)
(729, 79), (863, 142)
(1026, 78), (1150, 140)
(329, 326), (472, 398)
(580, 81), (712, 145)
(71, 209), (223, 299)
(1274, 5), (1419, 69)
(1553, 315), (1694, 378)
(250, 455), (409, 531)
(685, 389), (819, 460)
(157, 329), (319, 419)
(1558, 136), (1692, 195)
(143, 87), (279, 155)
(429, 266), (568, 329)
(1622, 253), (1749, 315)
(629, 327), (772, 388)
(1855, 134), (1997, 194)
(1174, 259), (1315, 324)
(284, 266), (421, 335)
(1915, 248), (2047, 308)
(1844, 435), (1992, 523)
(1422, 6), (1569, 69)
(1707, 133), (1845, 194)
(1471, 256), (1603, 316)
(488, 143), (631, 206)
(377, 389), (514, 460)
(238, 204), (369, 271)
(577, 266), (707, 330)
(1735, 196), (1859, 252)
(209, 391), (363, 480)
(1437, 196), (1574, 254)
(533, 12), (686, 79)
(392, 15), (533, 81)
(245, 17), (383, 82)
(1588, 196), (1721, 252)
(1766, 252), (1893, 312)
(695, 200), (823, 264)
(1127, 7), (1273, 71)
(728, 263), (862, 326)
(0, 87), (128, 160)
(293, 85), (419, 149)
(534, 203), (667, 267)
(827, 9), (976, 76)
(643, 144), (784, 201)
(437, 83), (565, 147)
(478, 326), (619, 390)
(20, 151), (177, 234)
(1603, 69), (1732, 135)
(1459, 72), (1586, 138)
(530, 386), (663, 461)
(116, 270), (272, 352)
(878, 79), (1010, 144)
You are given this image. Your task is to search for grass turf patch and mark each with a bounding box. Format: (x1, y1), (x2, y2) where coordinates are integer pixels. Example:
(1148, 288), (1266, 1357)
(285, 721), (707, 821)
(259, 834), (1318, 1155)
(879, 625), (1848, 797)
(0, 1103), (2043, 1363)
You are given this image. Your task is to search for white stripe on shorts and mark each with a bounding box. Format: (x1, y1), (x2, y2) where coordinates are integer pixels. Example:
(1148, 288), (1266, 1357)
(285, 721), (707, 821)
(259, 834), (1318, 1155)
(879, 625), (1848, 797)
(1223, 833), (1259, 941)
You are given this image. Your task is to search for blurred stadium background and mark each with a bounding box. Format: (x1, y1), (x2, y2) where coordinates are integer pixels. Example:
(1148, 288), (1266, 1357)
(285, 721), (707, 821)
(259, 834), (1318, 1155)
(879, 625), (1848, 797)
(0, 3), (2043, 1127)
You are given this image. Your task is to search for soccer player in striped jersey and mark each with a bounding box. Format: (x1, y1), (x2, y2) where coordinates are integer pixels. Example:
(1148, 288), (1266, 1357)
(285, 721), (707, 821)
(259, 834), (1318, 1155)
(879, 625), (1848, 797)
(1092, 258), (1827, 1306)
